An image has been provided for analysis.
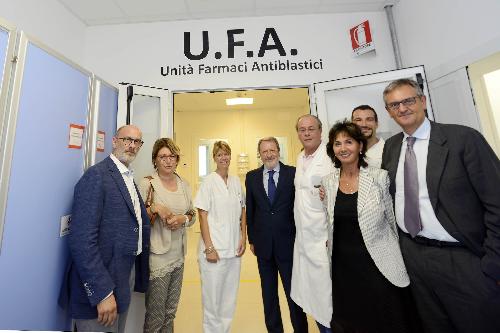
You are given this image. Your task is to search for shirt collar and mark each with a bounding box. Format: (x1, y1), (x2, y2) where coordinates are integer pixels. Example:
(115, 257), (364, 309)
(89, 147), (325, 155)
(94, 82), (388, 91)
(402, 118), (431, 141)
(263, 162), (280, 174)
(303, 142), (322, 159)
(110, 154), (133, 176)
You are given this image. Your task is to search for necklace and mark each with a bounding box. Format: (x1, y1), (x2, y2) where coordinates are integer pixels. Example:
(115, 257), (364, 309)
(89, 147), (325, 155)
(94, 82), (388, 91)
(340, 169), (359, 194)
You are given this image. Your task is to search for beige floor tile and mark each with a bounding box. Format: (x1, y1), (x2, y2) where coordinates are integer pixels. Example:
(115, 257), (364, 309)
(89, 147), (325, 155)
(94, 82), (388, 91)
(126, 228), (320, 332)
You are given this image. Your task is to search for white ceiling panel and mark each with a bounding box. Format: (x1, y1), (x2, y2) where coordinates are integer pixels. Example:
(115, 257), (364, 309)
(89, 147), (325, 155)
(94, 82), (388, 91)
(118, 0), (189, 17)
(59, 0), (125, 21)
(186, 0), (255, 14)
(255, 0), (323, 9)
(57, 0), (392, 26)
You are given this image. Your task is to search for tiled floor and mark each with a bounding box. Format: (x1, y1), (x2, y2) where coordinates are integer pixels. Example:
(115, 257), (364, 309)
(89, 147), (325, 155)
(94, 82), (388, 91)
(125, 227), (320, 332)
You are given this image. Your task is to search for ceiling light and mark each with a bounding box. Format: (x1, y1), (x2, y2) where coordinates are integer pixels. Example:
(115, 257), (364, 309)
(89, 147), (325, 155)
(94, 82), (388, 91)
(225, 97), (253, 105)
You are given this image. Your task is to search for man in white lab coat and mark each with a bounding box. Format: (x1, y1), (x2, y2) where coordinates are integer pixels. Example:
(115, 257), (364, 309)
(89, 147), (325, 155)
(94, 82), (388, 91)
(290, 115), (334, 333)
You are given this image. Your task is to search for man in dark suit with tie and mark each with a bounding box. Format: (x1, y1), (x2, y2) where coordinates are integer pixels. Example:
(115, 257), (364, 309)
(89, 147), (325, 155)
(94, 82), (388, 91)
(246, 137), (308, 333)
(60, 125), (150, 332)
(381, 78), (500, 333)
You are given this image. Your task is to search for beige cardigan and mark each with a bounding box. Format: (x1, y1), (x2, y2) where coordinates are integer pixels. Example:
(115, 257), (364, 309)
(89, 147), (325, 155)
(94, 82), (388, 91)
(138, 173), (196, 257)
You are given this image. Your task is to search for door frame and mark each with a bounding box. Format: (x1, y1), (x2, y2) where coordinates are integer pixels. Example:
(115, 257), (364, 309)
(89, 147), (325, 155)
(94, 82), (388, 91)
(118, 83), (170, 136)
(311, 66), (433, 141)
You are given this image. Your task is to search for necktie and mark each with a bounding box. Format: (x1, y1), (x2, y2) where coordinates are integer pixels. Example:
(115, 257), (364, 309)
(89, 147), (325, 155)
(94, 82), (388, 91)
(267, 170), (276, 203)
(404, 137), (422, 237)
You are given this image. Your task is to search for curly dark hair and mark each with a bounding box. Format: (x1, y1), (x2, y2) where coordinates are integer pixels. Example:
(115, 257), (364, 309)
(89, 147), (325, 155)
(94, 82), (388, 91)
(326, 119), (368, 168)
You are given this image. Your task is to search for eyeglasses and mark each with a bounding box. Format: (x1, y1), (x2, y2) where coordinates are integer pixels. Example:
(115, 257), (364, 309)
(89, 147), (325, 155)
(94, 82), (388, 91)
(385, 96), (420, 111)
(117, 137), (144, 147)
(158, 154), (178, 161)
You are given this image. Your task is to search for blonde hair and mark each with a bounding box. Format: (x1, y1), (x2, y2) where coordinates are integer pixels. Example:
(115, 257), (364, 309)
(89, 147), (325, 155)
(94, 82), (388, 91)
(212, 141), (231, 159)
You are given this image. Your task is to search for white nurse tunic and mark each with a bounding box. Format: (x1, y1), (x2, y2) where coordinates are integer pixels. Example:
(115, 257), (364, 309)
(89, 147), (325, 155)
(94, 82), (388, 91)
(194, 172), (245, 333)
(194, 172), (245, 257)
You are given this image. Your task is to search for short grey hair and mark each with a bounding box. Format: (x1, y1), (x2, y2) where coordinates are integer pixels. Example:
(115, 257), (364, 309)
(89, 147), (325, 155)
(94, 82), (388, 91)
(383, 78), (425, 104)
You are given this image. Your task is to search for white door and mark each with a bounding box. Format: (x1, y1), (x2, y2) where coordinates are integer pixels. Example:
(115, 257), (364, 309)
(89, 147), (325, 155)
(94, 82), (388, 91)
(118, 84), (170, 180)
(312, 66), (434, 141)
(427, 68), (479, 130)
(118, 83), (172, 333)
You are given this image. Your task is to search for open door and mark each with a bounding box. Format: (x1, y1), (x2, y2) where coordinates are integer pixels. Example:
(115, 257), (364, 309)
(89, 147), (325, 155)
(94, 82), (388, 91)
(86, 77), (119, 167)
(311, 66), (434, 140)
(117, 83), (171, 333)
(118, 84), (170, 181)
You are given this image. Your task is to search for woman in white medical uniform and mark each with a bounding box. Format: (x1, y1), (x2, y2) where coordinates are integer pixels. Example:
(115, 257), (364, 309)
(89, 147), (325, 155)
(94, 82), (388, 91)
(194, 141), (247, 333)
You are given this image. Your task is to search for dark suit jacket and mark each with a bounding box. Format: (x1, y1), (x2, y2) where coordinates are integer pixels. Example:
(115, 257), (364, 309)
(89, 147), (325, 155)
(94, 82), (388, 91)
(60, 156), (150, 319)
(382, 121), (500, 281)
(245, 162), (296, 260)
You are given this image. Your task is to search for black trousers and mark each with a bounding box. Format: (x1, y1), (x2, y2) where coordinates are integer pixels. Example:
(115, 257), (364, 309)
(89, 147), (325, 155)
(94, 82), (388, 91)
(257, 253), (308, 333)
(400, 234), (500, 333)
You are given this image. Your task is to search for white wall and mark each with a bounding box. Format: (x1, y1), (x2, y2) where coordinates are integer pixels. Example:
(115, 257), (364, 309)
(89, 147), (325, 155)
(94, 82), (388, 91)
(0, 0), (87, 63)
(82, 12), (396, 90)
(393, 0), (500, 82)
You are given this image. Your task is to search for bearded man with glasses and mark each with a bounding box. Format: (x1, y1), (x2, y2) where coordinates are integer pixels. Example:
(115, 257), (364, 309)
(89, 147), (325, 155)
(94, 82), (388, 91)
(382, 78), (500, 333)
(59, 125), (151, 333)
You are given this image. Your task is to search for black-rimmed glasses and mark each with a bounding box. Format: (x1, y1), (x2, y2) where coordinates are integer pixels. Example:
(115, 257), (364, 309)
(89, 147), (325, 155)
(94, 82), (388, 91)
(385, 96), (420, 111)
(117, 137), (144, 147)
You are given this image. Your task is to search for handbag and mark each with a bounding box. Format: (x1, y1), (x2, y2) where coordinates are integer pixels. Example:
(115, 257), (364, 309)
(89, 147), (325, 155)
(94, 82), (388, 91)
(144, 176), (158, 225)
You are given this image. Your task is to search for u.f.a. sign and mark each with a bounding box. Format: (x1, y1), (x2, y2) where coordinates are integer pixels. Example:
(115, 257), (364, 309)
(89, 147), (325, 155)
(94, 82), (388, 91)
(350, 20), (375, 56)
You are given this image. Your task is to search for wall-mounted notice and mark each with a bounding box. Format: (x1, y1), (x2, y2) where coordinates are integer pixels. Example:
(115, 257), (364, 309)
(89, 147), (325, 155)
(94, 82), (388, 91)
(350, 20), (375, 56)
(68, 123), (85, 149)
(97, 130), (105, 152)
(161, 27), (325, 77)
(60, 214), (71, 237)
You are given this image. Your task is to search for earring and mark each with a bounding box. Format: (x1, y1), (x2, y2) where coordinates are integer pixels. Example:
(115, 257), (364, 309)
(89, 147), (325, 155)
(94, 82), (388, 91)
(359, 151), (362, 154)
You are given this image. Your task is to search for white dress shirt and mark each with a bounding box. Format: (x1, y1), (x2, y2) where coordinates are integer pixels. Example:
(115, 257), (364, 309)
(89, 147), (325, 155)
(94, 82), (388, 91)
(394, 118), (458, 242)
(366, 137), (385, 168)
(301, 145), (321, 171)
(263, 163), (280, 196)
(110, 154), (143, 254)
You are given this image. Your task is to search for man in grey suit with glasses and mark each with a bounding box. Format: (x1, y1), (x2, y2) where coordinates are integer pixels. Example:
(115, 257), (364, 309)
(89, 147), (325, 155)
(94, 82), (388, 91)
(381, 78), (500, 333)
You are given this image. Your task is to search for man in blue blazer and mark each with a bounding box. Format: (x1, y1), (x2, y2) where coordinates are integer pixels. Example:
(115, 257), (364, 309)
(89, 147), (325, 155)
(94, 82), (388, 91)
(246, 137), (308, 333)
(381, 79), (500, 333)
(61, 125), (150, 332)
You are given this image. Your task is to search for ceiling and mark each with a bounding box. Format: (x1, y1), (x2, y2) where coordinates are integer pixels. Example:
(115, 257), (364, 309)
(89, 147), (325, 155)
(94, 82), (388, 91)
(173, 87), (310, 113)
(57, 0), (392, 26)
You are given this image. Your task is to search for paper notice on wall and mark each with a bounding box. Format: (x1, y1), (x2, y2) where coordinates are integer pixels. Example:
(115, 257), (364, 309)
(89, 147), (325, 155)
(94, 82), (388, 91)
(60, 214), (72, 237)
(97, 130), (105, 152)
(68, 124), (85, 149)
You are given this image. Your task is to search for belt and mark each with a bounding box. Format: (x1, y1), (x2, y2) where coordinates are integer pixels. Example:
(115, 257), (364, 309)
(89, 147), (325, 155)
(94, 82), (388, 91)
(400, 231), (463, 248)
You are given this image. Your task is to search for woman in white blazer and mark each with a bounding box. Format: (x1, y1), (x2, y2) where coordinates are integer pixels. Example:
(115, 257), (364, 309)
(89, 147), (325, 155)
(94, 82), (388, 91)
(322, 120), (421, 333)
